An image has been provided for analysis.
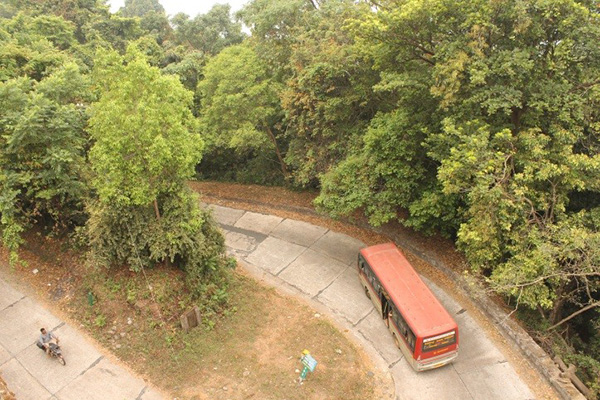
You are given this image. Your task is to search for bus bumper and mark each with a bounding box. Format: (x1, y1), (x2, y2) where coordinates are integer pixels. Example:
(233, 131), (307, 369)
(415, 350), (458, 371)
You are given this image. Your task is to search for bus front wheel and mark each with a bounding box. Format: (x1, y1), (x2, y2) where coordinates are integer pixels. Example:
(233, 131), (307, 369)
(364, 286), (371, 300)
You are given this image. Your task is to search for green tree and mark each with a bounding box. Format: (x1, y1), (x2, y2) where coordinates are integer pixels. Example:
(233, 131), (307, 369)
(4, 0), (112, 43)
(238, 0), (311, 81)
(198, 43), (288, 180)
(82, 14), (143, 52)
(120, 0), (164, 18)
(139, 10), (171, 44)
(319, 0), (600, 323)
(87, 46), (226, 294)
(0, 13), (75, 81)
(162, 49), (205, 91)
(89, 46), (201, 212)
(171, 4), (245, 56)
(282, 0), (379, 188)
(317, 0), (450, 232)
(0, 63), (91, 263)
(424, 0), (600, 321)
(130, 35), (165, 66)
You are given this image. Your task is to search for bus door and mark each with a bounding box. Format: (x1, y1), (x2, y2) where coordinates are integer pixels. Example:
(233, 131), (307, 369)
(380, 291), (392, 326)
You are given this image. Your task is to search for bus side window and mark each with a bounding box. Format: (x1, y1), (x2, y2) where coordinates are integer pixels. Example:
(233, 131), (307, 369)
(408, 331), (416, 351)
(361, 260), (383, 295)
(392, 307), (415, 352)
(369, 272), (378, 290)
(358, 258), (365, 272)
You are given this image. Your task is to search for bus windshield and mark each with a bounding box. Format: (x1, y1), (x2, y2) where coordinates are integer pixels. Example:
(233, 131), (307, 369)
(422, 331), (457, 353)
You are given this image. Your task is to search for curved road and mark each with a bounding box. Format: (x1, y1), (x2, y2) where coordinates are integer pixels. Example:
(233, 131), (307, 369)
(210, 204), (540, 400)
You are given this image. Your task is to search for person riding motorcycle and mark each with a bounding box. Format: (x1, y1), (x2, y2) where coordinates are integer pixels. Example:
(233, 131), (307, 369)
(36, 327), (59, 354)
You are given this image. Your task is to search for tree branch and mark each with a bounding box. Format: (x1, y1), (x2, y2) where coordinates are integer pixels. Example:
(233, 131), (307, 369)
(570, 79), (600, 92)
(265, 125), (289, 178)
(307, 0), (319, 10)
(548, 301), (600, 330)
(492, 271), (600, 291)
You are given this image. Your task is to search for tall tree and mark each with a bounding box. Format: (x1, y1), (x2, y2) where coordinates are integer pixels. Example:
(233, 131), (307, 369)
(0, 13), (75, 81)
(317, 0), (451, 232)
(83, 14), (143, 52)
(198, 43), (288, 179)
(120, 0), (164, 18)
(139, 9), (171, 44)
(425, 0), (600, 319)
(4, 0), (112, 43)
(281, 0), (379, 188)
(87, 46), (226, 293)
(89, 46), (201, 212)
(319, 0), (600, 326)
(237, 0), (311, 81)
(171, 4), (245, 56)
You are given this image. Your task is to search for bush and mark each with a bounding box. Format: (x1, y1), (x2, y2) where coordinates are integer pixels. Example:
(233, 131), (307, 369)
(563, 353), (600, 400)
(85, 188), (231, 298)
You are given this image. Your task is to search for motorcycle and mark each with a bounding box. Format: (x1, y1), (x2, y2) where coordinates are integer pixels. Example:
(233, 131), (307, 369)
(48, 343), (66, 365)
(38, 342), (66, 365)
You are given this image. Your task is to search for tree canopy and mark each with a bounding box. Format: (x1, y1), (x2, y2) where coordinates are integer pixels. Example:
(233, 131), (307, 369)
(89, 46), (202, 207)
(0, 1), (233, 293)
(87, 46), (224, 295)
(198, 43), (287, 179)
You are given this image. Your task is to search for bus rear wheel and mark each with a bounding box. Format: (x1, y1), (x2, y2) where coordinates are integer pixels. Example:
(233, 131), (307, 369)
(364, 286), (371, 300)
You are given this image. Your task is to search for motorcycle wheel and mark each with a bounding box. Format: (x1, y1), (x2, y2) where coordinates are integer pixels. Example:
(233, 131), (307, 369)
(58, 355), (66, 366)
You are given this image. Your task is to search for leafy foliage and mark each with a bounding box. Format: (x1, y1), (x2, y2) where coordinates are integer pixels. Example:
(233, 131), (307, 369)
(89, 46), (202, 206)
(0, 62), (90, 263)
(119, 0), (164, 18)
(198, 43), (287, 179)
(87, 46), (227, 296)
(237, 0), (307, 76)
(86, 189), (227, 297)
(282, 1), (378, 188)
(170, 4), (245, 56)
(316, 4), (600, 382)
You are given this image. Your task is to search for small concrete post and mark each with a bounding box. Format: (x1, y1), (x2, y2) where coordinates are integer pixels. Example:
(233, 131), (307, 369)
(180, 306), (201, 333)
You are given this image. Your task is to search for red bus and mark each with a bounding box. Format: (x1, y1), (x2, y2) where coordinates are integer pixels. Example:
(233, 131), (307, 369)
(358, 242), (458, 371)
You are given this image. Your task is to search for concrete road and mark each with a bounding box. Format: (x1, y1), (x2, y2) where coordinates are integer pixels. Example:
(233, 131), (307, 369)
(210, 204), (537, 400)
(0, 278), (164, 400)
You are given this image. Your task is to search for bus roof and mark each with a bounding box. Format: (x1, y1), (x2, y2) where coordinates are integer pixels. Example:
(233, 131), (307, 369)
(360, 242), (457, 338)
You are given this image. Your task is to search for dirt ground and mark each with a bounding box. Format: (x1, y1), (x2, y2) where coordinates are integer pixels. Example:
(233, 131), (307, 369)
(0, 376), (16, 400)
(191, 180), (560, 400)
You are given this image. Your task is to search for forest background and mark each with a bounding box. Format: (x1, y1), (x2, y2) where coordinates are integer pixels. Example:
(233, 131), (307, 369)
(0, 0), (599, 395)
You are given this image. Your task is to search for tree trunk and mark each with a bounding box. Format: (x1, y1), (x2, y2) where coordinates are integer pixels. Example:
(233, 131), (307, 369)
(265, 125), (289, 178)
(549, 280), (566, 325)
(548, 301), (600, 331)
(153, 199), (161, 220)
(510, 107), (524, 134)
(536, 305), (547, 319)
(307, 0), (319, 9)
(153, 199), (168, 267)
